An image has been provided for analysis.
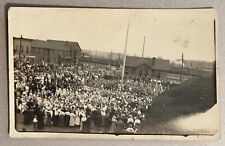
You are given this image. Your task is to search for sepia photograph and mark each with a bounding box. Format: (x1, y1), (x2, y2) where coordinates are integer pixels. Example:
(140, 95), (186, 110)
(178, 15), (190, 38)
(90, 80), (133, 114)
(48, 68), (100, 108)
(8, 7), (219, 139)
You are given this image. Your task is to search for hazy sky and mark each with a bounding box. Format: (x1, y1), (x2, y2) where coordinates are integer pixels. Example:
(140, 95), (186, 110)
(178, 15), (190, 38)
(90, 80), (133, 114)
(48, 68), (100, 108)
(9, 8), (216, 61)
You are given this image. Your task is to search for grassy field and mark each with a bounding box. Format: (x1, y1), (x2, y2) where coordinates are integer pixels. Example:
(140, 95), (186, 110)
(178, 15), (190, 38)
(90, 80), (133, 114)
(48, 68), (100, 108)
(139, 76), (217, 134)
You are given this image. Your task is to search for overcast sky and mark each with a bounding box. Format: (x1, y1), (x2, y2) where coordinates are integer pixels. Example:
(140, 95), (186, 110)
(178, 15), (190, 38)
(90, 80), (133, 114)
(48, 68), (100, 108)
(9, 8), (216, 61)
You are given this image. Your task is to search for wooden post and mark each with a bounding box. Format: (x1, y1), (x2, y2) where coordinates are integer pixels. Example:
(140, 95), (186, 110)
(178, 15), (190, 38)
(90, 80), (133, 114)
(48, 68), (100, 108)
(180, 53), (184, 82)
(19, 35), (23, 58)
(121, 15), (130, 86)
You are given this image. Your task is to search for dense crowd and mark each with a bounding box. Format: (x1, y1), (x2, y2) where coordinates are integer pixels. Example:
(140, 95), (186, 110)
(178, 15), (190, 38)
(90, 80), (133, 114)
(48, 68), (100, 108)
(14, 60), (172, 134)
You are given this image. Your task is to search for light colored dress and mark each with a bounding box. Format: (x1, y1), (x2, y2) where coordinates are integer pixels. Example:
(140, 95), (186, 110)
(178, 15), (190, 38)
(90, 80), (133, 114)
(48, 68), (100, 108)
(69, 113), (75, 126)
(74, 111), (80, 126)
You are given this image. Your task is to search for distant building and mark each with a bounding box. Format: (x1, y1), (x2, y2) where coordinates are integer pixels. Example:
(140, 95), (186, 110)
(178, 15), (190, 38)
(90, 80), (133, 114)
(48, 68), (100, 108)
(13, 37), (82, 66)
(125, 56), (170, 80)
(124, 56), (209, 82)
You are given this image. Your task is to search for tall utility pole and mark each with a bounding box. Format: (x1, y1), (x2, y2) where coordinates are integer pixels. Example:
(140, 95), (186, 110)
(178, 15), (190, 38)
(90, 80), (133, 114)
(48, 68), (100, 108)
(118, 53), (121, 65)
(141, 36), (146, 58)
(75, 48), (79, 74)
(19, 35), (23, 58)
(47, 49), (50, 63)
(121, 14), (130, 85)
(70, 45), (73, 68)
(109, 50), (113, 65)
(76, 57), (78, 74)
(180, 53), (184, 82)
(95, 50), (97, 61)
(190, 62), (193, 79)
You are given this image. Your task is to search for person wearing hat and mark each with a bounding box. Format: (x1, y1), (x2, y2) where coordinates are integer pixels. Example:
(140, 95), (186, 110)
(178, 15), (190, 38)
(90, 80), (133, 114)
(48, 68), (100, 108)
(80, 113), (87, 132)
(46, 109), (53, 126)
(109, 115), (117, 133)
(74, 108), (81, 127)
(69, 111), (76, 127)
(33, 115), (38, 130)
(64, 110), (71, 127)
(52, 108), (59, 126)
(127, 115), (134, 125)
(116, 117), (124, 133)
(58, 109), (65, 127)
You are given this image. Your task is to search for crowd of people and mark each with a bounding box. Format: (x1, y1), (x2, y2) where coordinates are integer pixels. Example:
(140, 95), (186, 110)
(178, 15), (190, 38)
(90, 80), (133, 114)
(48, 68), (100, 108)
(14, 59), (173, 134)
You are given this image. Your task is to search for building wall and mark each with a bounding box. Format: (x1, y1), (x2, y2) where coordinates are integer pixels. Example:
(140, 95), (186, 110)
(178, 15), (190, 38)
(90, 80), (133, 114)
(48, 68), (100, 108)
(125, 67), (134, 78)
(13, 38), (82, 65)
(30, 47), (47, 64)
(125, 65), (196, 82)
(30, 47), (81, 65)
(125, 65), (168, 81)
(13, 38), (32, 57)
(61, 49), (81, 66)
(152, 70), (167, 80)
(135, 64), (151, 77)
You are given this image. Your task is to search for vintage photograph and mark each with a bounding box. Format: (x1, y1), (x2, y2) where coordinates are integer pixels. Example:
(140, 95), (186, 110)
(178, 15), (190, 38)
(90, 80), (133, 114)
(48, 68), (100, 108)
(8, 7), (219, 139)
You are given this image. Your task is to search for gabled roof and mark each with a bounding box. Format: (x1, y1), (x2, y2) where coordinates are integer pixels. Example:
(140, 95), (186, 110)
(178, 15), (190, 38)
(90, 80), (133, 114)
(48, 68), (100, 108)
(125, 56), (170, 71)
(31, 39), (81, 51)
(13, 37), (33, 41)
(13, 37), (82, 51)
(47, 40), (81, 51)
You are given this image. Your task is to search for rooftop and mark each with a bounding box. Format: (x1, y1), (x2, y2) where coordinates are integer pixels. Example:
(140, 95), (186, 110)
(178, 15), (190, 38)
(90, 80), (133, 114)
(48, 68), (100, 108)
(125, 56), (170, 71)
(13, 37), (81, 51)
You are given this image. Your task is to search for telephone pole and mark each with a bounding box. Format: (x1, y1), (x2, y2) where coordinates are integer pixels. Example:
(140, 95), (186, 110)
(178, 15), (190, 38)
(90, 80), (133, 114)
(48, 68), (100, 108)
(19, 35), (23, 58)
(110, 50), (113, 65)
(121, 14), (131, 85)
(180, 53), (184, 82)
(142, 36), (146, 58)
(95, 50), (97, 61)
(118, 53), (121, 65)
(70, 45), (73, 68)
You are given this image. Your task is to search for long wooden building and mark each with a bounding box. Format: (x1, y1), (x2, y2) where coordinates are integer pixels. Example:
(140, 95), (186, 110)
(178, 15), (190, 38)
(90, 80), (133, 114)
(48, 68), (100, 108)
(13, 37), (82, 66)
